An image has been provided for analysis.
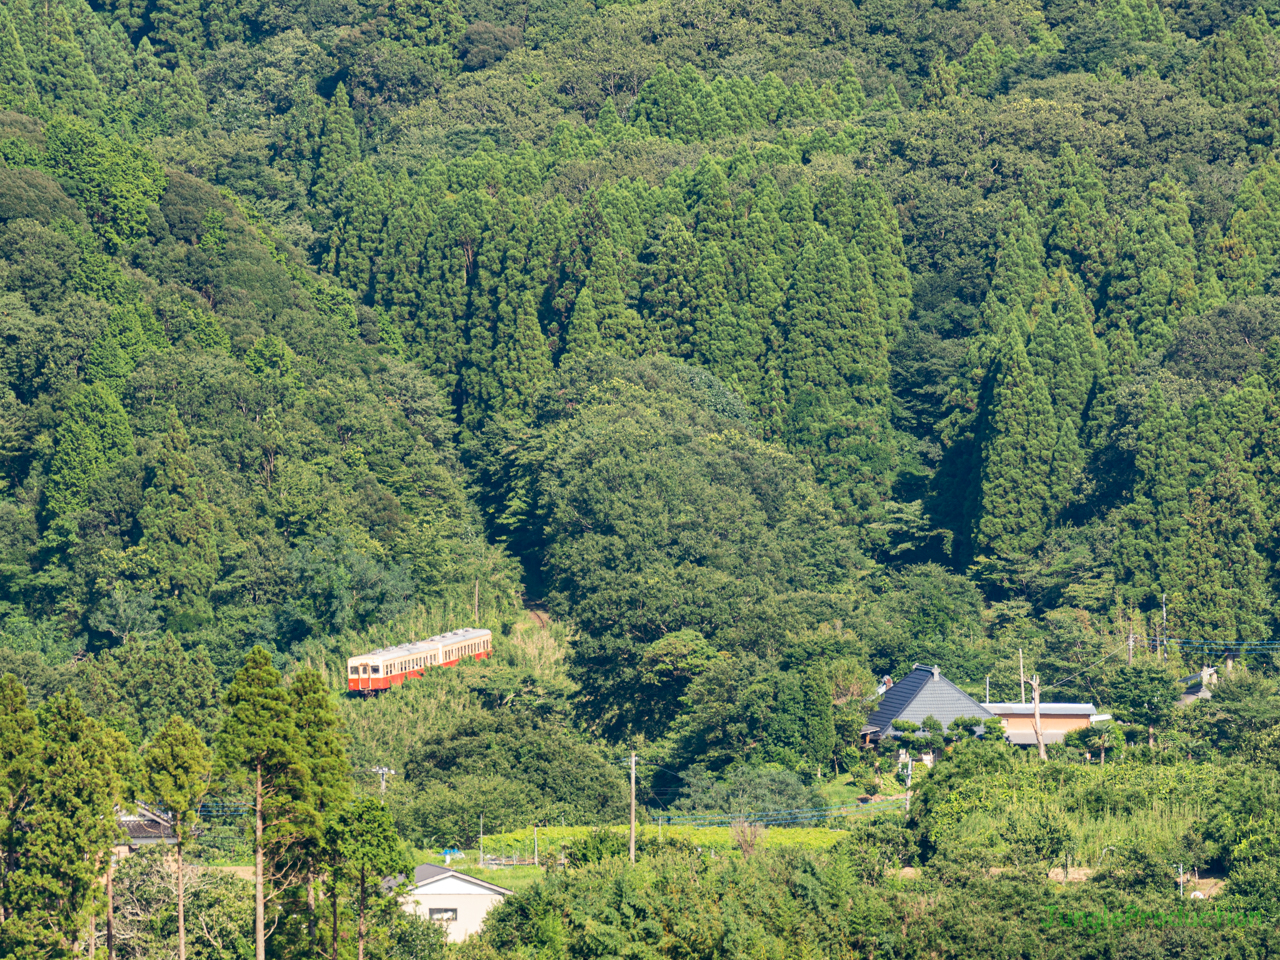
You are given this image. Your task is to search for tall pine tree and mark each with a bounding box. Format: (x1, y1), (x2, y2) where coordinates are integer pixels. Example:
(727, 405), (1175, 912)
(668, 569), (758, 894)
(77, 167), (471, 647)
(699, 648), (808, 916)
(215, 648), (317, 960)
(974, 326), (1056, 562)
(136, 409), (219, 625)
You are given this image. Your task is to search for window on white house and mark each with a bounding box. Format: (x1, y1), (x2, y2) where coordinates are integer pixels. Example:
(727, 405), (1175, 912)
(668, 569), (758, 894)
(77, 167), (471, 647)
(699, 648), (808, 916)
(428, 908), (457, 922)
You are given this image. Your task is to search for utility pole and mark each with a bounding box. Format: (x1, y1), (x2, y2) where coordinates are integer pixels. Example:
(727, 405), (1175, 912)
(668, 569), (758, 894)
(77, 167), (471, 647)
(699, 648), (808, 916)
(1162, 594), (1167, 663)
(534, 824), (539, 867)
(372, 766), (394, 796)
(479, 814), (483, 868)
(1127, 614), (1134, 665)
(985, 675), (990, 704)
(1019, 649), (1025, 704)
(1031, 675), (1046, 761)
(474, 579), (479, 621)
(629, 753), (636, 864)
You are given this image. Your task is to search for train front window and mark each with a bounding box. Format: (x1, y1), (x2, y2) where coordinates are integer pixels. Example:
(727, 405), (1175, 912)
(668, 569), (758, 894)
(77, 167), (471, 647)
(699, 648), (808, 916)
(349, 666), (358, 676)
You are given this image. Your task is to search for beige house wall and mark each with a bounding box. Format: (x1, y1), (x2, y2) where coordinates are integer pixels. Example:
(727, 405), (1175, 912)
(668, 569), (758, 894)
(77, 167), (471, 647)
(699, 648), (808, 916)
(998, 714), (1091, 741)
(404, 891), (505, 942)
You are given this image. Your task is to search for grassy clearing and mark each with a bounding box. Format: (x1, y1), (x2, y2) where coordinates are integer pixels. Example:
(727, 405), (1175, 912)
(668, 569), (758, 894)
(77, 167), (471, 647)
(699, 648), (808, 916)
(464, 823), (857, 861)
(330, 609), (574, 770)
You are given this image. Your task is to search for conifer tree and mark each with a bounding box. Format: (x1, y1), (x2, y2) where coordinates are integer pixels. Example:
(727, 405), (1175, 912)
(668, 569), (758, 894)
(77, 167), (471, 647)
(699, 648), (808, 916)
(312, 84), (361, 211)
(850, 179), (912, 339)
(131, 34), (166, 120)
(289, 670), (350, 950)
(0, 695), (131, 959)
(984, 203), (1046, 335)
(1194, 8), (1274, 106)
(216, 647), (316, 960)
(583, 237), (643, 356)
(690, 155), (734, 245)
(1047, 417), (1084, 518)
(802, 666), (837, 764)
(640, 216), (700, 356)
(694, 302), (766, 401)
(816, 178), (857, 246)
(833, 61), (865, 119)
(975, 327), (1055, 560)
(1045, 146), (1118, 304)
(1042, 270), (1100, 429)
(1224, 157), (1280, 292)
(46, 383), (135, 520)
(80, 15), (133, 95)
(137, 409), (219, 622)
(564, 287), (602, 356)
(110, 302), (158, 363)
(779, 182), (815, 248)
(323, 798), (406, 960)
(711, 76), (749, 133)
(380, 175), (441, 325)
(495, 289), (553, 413)
(1109, 176), (1202, 354)
(9, 0), (37, 56)
(31, 0), (104, 115)
(781, 231), (887, 408)
(922, 53), (959, 105)
(0, 7), (35, 110)
(277, 80), (327, 193)
(735, 179), (788, 354)
(86, 632), (221, 741)
(1197, 223), (1229, 308)
(949, 204), (1046, 425)
(1084, 316), (1136, 451)
(596, 97), (622, 140)
(150, 0), (204, 66)
(164, 59), (207, 129)
(1115, 382), (1190, 594)
(144, 716), (212, 960)
(755, 72), (787, 123)
(780, 76), (824, 120)
(85, 332), (132, 394)
(0, 675), (40, 925)
(693, 80), (730, 139)
(670, 65), (704, 141)
(1170, 460), (1272, 651)
(957, 33), (1000, 95)
(690, 239), (729, 354)
(1209, 216), (1263, 300)
(329, 162), (388, 303)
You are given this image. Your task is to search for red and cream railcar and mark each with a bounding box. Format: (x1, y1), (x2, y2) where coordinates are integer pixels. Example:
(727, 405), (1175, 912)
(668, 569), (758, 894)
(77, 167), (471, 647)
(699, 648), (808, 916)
(347, 627), (493, 692)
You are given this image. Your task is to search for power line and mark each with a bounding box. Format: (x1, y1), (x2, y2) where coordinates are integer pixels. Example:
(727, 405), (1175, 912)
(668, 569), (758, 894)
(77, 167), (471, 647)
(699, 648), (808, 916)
(1047, 642), (1130, 690)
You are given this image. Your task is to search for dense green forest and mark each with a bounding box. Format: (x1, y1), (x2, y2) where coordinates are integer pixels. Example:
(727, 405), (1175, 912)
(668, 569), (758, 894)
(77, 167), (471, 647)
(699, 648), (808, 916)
(2, 0), (1280, 950)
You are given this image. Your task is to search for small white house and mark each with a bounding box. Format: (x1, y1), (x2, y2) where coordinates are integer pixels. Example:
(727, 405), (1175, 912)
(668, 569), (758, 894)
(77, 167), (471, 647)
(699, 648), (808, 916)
(398, 864), (513, 942)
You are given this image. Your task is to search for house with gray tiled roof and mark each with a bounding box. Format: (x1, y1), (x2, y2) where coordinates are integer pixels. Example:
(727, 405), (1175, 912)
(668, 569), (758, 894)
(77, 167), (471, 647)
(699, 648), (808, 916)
(861, 664), (993, 743)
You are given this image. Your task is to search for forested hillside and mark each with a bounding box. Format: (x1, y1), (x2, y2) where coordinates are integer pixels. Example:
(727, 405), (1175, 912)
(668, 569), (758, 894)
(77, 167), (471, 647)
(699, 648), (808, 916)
(3, 0), (1280, 951)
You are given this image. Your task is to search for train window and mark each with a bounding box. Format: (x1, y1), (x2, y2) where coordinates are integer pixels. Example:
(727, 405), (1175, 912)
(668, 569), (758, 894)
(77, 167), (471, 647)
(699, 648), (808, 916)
(349, 666), (358, 676)
(371, 665), (380, 674)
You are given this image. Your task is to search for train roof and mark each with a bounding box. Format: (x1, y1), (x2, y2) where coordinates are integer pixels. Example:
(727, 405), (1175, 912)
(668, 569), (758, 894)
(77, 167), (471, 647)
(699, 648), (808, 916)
(349, 627), (492, 661)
